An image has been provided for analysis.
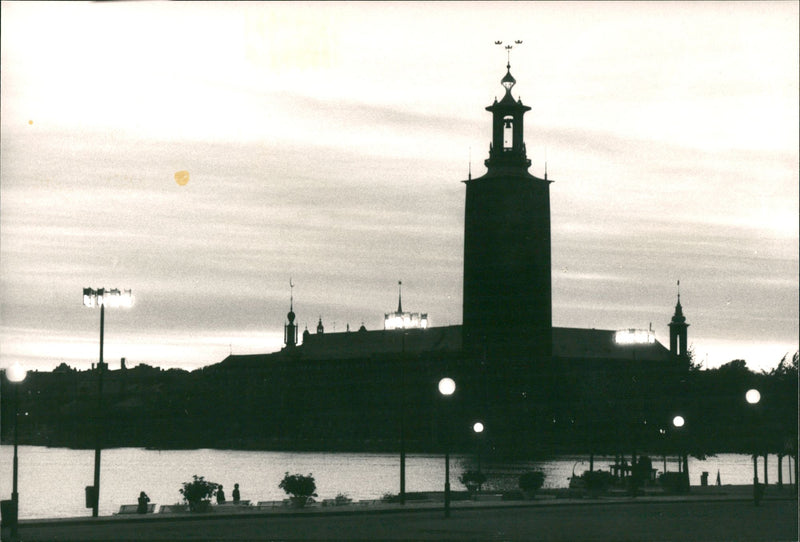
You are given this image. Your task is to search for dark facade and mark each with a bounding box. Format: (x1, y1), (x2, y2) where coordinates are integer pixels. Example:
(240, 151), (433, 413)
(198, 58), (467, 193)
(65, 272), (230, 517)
(462, 62), (552, 364)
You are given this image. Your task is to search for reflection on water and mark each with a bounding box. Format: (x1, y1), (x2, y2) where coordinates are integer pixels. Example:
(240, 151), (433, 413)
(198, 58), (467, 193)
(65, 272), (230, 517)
(0, 446), (792, 519)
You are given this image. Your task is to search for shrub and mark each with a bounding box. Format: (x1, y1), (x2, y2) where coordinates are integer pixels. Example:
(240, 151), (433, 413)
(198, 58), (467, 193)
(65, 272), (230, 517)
(334, 493), (352, 505)
(581, 470), (614, 494)
(179, 475), (220, 512)
(518, 471), (545, 495)
(459, 470), (487, 495)
(279, 472), (318, 508)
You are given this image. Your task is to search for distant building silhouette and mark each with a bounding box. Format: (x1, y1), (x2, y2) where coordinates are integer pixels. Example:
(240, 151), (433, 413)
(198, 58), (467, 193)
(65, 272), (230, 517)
(384, 281), (428, 330)
(221, 58), (690, 454)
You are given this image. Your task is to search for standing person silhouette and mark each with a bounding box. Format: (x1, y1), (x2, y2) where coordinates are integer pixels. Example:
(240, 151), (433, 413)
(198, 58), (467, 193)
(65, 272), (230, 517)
(232, 483), (240, 504)
(217, 485), (226, 504)
(137, 491), (150, 514)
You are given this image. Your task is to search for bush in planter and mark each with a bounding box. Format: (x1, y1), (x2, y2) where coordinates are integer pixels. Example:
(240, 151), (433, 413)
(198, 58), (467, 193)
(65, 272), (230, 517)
(658, 472), (689, 494)
(179, 475), (220, 512)
(581, 470), (614, 496)
(518, 471), (545, 498)
(279, 472), (318, 508)
(459, 470), (487, 496)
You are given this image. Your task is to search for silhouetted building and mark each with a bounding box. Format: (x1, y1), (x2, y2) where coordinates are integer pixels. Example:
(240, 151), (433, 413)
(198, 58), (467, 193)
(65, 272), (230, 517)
(218, 59), (689, 454)
(462, 60), (552, 363)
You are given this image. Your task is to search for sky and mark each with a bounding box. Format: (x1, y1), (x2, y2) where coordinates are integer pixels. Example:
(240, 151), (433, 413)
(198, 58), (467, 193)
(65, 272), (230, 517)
(1, 1), (798, 373)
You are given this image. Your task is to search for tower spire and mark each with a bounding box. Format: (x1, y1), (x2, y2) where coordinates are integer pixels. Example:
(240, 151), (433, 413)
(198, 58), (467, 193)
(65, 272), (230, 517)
(669, 280), (689, 363)
(397, 280), (403, 313)
(284, 278), (297, 349)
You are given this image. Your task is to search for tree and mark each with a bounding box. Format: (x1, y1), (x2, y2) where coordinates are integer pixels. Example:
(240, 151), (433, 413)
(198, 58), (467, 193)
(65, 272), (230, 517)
(518, 471), (545, 498)
(279, 472), (317, 508)
(459, 470), (487, 495)
(179, 475), (219, 512)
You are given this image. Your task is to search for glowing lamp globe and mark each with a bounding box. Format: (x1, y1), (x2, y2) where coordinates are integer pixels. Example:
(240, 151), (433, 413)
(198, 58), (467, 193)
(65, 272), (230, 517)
(7, 361), (27, 383)
(438, 377), (456, 396)
(672, 415), (685, 428)
(745, 389), (761, 405)
(473, 422), (484, 434)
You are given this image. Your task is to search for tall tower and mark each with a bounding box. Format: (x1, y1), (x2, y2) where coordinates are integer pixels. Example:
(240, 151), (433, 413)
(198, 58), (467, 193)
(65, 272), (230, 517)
(668, 282), (690, 364)
(462, 56), (553, 362)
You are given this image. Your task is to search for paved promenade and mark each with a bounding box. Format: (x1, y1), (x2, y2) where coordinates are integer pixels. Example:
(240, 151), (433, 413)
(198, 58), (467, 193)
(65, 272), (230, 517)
(6, 485), (798, 541)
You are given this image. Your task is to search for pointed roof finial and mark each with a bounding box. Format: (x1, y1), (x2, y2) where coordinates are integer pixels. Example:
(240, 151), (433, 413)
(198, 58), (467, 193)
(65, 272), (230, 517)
(397, 280), (403, 313)
(496, 39), (523, 94)
(677, 279), (681, 304)
(289, 277), (294, 311)
(468, 146), (472, 180)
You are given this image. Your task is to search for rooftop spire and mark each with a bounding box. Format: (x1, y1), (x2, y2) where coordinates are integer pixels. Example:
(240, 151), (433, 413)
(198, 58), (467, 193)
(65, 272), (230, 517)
(287, 278), (295, 323)
(397, 280), (403, 313)
(672, 280), (686, 323)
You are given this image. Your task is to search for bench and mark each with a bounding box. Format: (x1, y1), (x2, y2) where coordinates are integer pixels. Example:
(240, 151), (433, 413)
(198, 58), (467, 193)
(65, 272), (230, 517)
(215, 500), (252, 509)
(158, 504), (189, 514)
(117, 504), (156, 514)
(257, 500), (288, 509)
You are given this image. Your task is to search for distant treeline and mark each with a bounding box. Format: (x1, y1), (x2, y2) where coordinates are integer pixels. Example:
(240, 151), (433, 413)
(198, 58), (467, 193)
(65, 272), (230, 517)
(1, 352), (796, 461)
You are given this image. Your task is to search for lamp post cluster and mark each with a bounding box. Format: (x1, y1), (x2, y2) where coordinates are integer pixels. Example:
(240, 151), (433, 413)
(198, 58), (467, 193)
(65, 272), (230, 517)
(82, 287), (133, 517)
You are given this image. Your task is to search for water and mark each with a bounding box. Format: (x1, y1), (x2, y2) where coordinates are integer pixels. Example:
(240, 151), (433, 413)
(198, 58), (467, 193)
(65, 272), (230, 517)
(0, 446), (793, 519)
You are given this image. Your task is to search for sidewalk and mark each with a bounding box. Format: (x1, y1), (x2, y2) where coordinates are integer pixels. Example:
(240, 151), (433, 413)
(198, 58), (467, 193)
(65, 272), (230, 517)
(13, 484), (797, 528)
(6, 486), (797, 542)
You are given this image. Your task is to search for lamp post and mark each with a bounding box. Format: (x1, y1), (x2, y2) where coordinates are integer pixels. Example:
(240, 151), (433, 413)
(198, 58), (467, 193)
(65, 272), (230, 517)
(473, 422), (484, 476)
(746, 388), (762, 505)
(438, 377), (456, 518)
(672, 415), (689, 492)
(399, 332), (407, 505)
(83, 288), (132, 517)
(6, 361), (27, 540)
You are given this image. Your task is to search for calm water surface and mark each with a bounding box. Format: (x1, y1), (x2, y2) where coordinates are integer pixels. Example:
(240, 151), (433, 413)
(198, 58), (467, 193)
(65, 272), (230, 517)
(0, 446), (792, 519)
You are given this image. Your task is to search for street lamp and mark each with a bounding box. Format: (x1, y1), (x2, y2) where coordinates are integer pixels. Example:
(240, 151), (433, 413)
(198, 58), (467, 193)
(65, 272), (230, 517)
(672, 415), (689, 492)
(746, 388), (762, 506)
(438, 377), (455, 518)
(473, 422), (484, 475)
(83, 287), (133, 517)
(6, 361), (27, 540)
(473, 422), (485, 493)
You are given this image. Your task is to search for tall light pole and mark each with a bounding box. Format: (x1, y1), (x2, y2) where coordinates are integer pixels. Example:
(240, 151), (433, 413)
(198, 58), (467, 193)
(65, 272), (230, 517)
(438, 377), (456, 518)
(399, 332), (407, 505)
(672, 415), (689, 492)
(746, 388), (762, 505)
(83, 288), (133, 517)
(473, 422), (484, 476)
(6, 361), (27, 540)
